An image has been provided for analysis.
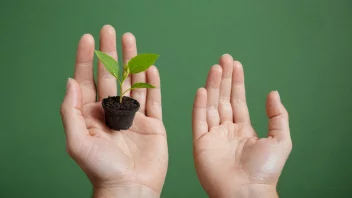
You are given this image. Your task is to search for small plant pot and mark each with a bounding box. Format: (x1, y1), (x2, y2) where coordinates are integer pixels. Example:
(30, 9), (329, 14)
(102, 96), (140, 131)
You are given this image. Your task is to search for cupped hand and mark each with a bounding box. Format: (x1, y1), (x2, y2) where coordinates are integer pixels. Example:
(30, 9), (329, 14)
(192, 54), (292, 198)
(60, 25), (167, 198)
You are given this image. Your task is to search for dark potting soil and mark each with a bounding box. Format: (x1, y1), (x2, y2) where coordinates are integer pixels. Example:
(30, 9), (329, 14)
(103, 96), (139, 114)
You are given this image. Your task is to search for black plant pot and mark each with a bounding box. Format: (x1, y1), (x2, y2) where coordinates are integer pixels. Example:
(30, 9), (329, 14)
(102, 96), (140, 131)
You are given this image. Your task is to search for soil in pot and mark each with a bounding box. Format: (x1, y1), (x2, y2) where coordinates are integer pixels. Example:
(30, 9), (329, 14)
(102, 96), (140, 131)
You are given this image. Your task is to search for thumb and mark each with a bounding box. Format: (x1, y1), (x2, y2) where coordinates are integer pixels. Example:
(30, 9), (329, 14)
(266, 91), (291, 144)
(60, 78), (88, 147)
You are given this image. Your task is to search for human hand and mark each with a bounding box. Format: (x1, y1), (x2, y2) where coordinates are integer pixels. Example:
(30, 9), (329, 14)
(60, 25), (168, 198)
(192, 54), (292, 198)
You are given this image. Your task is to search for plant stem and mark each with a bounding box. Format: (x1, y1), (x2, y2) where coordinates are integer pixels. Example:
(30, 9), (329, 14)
(121, 88), (132, 98)
(119, 81), (123, 103)
(119, 70), (130, 103)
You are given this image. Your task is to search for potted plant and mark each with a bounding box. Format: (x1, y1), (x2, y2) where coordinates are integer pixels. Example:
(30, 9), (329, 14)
(94, 50), (159, 131)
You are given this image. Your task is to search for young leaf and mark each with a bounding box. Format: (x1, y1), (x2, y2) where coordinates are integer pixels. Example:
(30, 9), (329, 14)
(94, 50), (119, 78)
(131, 82), (156, 89)
(127, 54), (159, 74)
(121, 82), (156, 97)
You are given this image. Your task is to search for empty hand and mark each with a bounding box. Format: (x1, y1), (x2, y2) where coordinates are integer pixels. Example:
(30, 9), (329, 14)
(192, 54), (292, 198)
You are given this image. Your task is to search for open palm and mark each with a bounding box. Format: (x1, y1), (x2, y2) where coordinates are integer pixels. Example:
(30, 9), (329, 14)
(192, 55), (292, 197)
(60, 25), (167, 196)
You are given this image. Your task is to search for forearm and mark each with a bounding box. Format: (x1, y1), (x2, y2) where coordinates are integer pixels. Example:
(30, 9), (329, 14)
(93, 184), (159, 198)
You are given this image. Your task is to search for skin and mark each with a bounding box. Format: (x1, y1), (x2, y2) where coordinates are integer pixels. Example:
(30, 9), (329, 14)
(192, 54), (292, 198)
(60, 25), (167, 198)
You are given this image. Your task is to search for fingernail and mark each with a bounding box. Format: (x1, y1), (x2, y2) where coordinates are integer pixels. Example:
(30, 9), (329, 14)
(123, 32), (135, 43)
(83, 34), (94, 44)
(275, 90), (281, 101)
(105, 25), (115, 35)
(66, 78), (72, 93)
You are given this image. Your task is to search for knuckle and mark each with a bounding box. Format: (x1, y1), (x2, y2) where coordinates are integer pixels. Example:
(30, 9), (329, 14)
(285, 140), (293, 151)
(219, 98), (231, 106)
(66, 140), (83, 158)
(219, 101), (232, 110)
(101, 72), (116, 79)
(151, 100), (161, 106)
(284, 109), (289, 119)
(76, 62), (92, 68)
(280, 137), (293, 151)
(231, 98), (243, 105)
(207, 105), (218, 111)
(132, 89), (147, 97)
(219, 96), (230, 102)
(60, 105), (67, 117)
(66, 145), (76, 158)
(78, 79), (95, 88)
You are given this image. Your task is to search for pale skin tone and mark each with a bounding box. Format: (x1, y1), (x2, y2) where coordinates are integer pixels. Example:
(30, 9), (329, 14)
(192, 54), (292, 198)
(60, 25), (167, 198)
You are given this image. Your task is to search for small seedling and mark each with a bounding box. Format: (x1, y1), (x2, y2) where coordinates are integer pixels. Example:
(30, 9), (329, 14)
(94, 50), (159, 103)
(94, 50), (159, 131)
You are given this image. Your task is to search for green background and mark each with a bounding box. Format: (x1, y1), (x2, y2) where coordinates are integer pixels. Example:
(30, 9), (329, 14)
(1, 0), (351, 197)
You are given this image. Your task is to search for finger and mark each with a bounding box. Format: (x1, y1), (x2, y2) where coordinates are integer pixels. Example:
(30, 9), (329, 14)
(128, 113), (166, 136)
(205, 65), (222, 129)
(121, 32), (137, 97)
(218, 54), (234, 123)
(193, 88), (208, 141)
(146, 66), (162, 120)
(60, 78), (89, 151)
(131, 39), (147, 114)
(231, 61), (250, 123)
(98, 25), (118, 101)
(74, 34), (96, 105)
(266, 91), (291, 143)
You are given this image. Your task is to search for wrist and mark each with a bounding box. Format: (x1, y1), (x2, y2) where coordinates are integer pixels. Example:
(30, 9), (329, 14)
(208, 184), (278, 198)
(233, 184), (278, 198)
(93, 183), (159, 198)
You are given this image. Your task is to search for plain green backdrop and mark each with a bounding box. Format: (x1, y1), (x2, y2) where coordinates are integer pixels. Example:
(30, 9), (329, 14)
(1, 0), (352, 197)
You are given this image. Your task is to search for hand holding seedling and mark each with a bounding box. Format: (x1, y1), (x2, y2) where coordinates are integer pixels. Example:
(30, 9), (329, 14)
(192, 54), (292, 198)
(60, 25), (167, 198)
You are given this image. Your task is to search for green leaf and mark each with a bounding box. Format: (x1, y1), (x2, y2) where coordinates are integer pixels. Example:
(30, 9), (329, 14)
(131, 82), (156, 89)
(127, 54), (159, 74)
(94, 50), (119, 78)
(121, 82), (155, 97)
